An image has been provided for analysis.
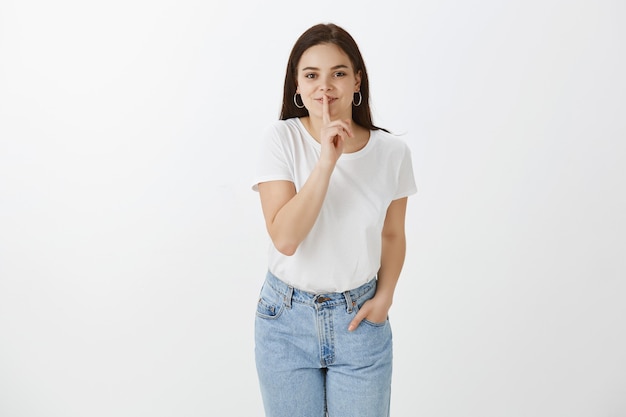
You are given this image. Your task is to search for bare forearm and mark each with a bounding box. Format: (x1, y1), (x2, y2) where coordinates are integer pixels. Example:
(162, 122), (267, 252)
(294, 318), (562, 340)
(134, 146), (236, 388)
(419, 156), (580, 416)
(376, 233), (407, 304)
(269, 161), (334, 255)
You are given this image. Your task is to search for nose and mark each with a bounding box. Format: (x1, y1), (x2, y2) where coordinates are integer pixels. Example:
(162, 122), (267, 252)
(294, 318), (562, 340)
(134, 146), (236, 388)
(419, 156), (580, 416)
(318, 75), (333, 92)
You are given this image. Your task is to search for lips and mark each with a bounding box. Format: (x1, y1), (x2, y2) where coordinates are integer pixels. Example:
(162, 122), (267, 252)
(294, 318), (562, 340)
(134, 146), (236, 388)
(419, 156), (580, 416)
(315, 97), (337, 104)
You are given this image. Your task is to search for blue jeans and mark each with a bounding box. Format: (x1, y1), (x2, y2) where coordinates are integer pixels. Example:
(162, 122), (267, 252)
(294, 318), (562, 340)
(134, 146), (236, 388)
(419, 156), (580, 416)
(255, 271), (393, 417)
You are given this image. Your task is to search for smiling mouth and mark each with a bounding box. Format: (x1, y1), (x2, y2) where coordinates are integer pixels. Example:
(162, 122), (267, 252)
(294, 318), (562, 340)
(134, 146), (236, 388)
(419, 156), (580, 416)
(315, 97), (337, 103)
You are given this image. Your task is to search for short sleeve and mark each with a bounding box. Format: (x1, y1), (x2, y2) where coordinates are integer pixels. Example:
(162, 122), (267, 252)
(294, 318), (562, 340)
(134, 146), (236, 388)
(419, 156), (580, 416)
(393, 144), (418, 200)
(251, 123), (294, 192)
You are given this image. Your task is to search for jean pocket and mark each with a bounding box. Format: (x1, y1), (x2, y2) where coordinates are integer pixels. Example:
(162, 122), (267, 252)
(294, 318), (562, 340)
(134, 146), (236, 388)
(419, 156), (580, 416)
(362, 317), (388, 327)
(354, 290), (388, 327)
(255, 283), (285, 320)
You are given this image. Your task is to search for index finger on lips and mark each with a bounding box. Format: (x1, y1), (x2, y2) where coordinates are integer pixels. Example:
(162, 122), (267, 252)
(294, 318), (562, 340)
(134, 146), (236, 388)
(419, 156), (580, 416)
(322, 94), (331, 124)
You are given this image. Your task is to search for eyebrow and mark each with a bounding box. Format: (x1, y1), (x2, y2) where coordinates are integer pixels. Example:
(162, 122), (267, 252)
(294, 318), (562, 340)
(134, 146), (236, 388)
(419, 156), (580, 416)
(301, 64), (350, 72)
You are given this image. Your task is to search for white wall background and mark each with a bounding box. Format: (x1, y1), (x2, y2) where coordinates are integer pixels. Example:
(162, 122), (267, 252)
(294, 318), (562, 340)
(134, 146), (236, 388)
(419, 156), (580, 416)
(1, 0), (624, 416)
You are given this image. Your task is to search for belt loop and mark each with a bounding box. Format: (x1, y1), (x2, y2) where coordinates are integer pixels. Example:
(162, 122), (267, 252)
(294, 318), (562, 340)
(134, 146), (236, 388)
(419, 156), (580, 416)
(285, 286), (293, 309)
(343, 290), (353, 313)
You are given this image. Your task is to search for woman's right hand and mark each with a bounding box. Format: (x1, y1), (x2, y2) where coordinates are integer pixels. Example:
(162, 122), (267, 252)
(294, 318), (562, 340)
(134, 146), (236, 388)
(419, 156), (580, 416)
(319, 94), (353, 166)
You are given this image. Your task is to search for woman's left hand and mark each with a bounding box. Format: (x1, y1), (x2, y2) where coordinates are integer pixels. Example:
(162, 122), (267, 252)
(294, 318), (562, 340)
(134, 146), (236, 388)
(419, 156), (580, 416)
(348, 296), (392, 331)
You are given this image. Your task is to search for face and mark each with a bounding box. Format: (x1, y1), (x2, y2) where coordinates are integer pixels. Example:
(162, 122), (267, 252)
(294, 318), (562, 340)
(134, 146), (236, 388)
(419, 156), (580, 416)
(296, 43), (361, 121)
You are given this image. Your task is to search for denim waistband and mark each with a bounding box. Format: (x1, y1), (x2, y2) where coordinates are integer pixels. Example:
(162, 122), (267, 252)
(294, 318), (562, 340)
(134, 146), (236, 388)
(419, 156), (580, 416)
(264, 270), (377, 310)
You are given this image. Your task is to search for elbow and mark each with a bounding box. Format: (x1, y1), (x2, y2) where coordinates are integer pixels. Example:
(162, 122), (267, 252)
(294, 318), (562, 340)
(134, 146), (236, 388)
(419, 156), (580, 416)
(273, 240), (299, 256)
(266, 225), (300, 256)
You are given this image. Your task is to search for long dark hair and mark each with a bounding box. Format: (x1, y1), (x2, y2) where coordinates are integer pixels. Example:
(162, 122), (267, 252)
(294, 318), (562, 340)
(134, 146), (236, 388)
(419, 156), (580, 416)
(280, 23), (386, 131)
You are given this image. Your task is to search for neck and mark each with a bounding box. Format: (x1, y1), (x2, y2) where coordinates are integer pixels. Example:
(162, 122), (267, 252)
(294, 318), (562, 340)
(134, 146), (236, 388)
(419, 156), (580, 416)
(303, 116), (323, 142)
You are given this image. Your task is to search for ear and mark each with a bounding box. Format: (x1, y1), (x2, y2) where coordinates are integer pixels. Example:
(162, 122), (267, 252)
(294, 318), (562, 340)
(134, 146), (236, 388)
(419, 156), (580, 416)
(355, 70), (362, 92)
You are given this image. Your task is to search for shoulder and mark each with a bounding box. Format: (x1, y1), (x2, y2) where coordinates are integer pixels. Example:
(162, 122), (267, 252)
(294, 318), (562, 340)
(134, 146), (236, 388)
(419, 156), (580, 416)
(264, 118), (303, 139)
(261, 118), (310, 157)
(370, 129), (413, 156)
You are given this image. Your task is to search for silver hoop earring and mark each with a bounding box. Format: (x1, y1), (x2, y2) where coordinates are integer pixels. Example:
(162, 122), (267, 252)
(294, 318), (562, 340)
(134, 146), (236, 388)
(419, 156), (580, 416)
(353, 91), (362, 107)
(293, 93), (305, 109)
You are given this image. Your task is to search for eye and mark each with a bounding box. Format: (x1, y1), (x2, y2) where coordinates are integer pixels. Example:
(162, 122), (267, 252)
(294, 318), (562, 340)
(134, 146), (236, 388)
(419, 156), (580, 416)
(334, 71), (346, 77)
(305, 73), (317, 79)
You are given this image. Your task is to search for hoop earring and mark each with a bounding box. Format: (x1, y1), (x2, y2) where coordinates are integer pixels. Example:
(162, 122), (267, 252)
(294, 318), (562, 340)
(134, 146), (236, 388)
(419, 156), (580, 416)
(293, 93), (305, 109)
(353, 91), (362, 107)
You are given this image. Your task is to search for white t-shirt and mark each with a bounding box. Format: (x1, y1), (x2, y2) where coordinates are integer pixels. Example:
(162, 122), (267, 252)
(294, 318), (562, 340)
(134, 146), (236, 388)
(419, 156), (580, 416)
(252, 117), (417, 293)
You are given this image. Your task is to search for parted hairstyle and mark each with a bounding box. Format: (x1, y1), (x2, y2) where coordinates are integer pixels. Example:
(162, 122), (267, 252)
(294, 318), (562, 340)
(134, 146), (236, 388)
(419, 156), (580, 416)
(280, 23), (386, 132)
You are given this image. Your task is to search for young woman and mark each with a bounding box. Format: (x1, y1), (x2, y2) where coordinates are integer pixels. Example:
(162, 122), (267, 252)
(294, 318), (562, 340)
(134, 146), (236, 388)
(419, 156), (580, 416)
(252, 23), (417, 417)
